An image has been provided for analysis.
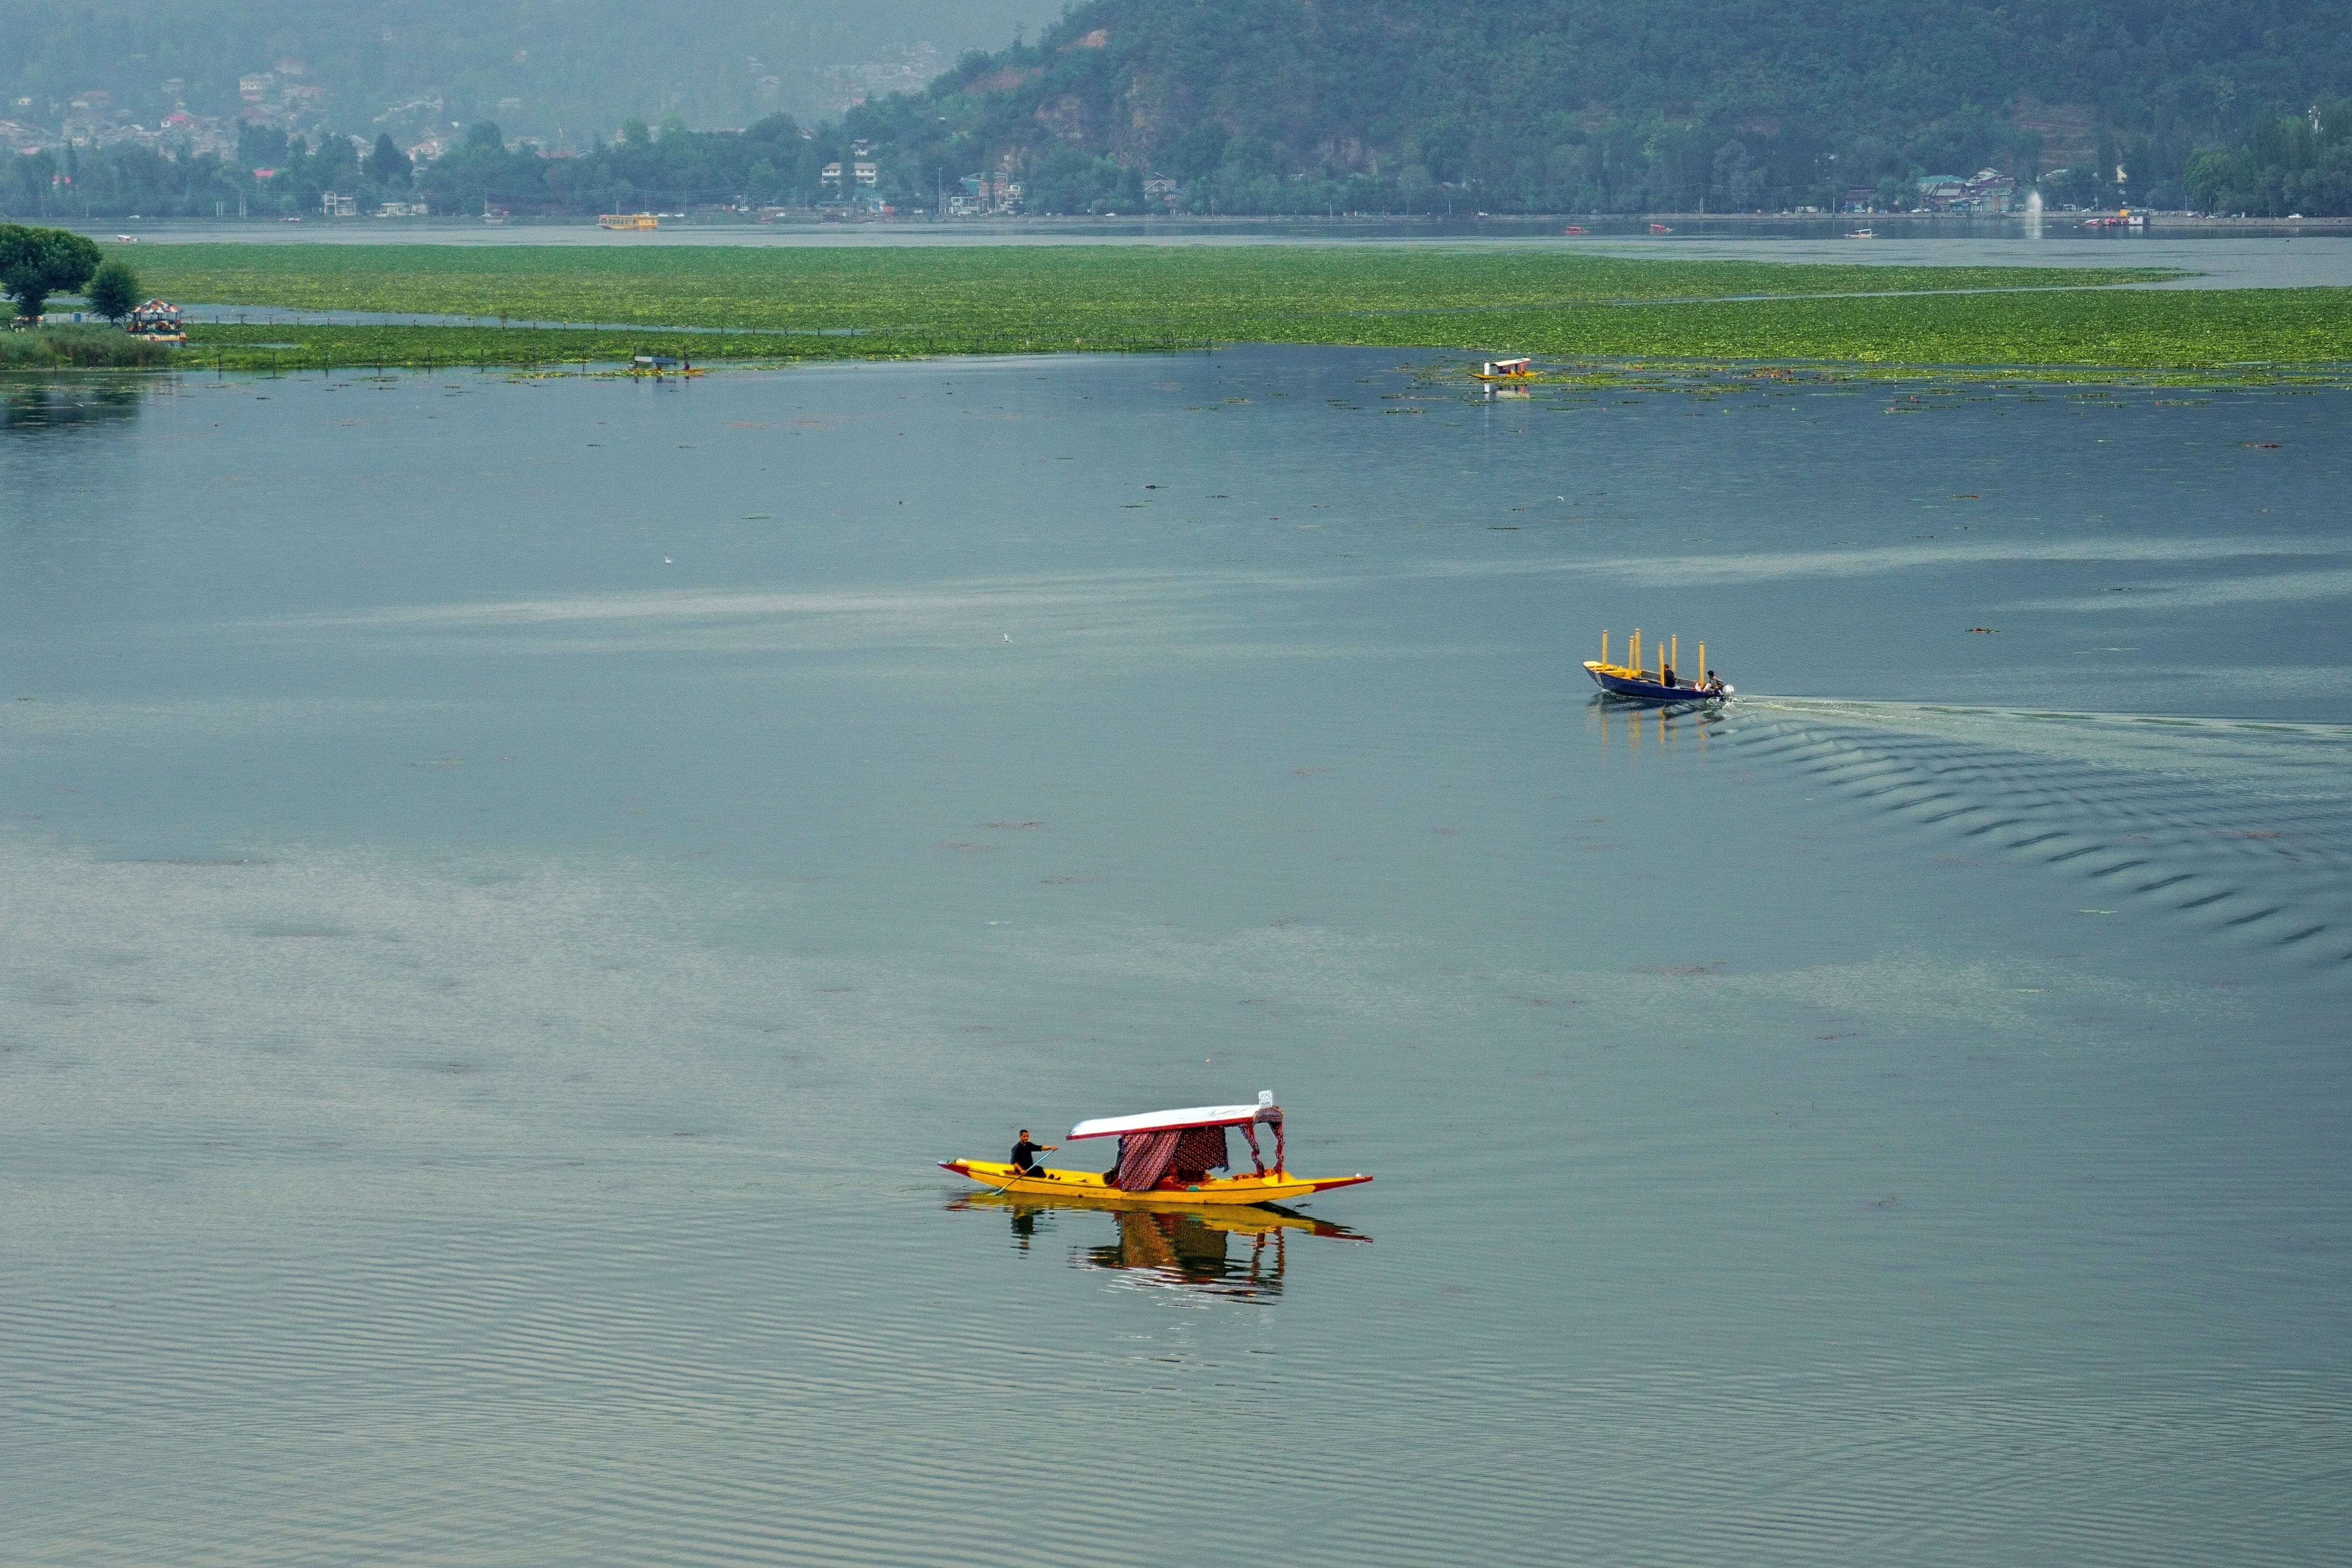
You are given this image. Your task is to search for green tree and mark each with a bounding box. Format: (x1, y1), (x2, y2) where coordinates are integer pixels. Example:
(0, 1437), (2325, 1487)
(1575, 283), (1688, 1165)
(0, 224), (103, 324)
(366, 132), (412, 186)
(85, 257), (139, 321)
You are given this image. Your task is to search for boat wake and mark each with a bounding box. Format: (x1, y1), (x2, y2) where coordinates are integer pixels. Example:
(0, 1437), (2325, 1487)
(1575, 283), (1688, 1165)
(1722, 699), (2352, 974)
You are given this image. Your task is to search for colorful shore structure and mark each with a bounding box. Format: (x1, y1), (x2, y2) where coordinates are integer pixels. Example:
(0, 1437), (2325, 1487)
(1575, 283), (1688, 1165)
(1583, 628), (1731, 702)
(599, 212), (658, 230)
(940, 1091), (1372, 1209)
(125, 299), (185, 344)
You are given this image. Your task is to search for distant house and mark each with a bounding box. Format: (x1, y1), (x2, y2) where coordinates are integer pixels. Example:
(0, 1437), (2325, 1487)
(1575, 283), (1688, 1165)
(1962, 168), (2019, 212)
(1915, 173), (1968, 207)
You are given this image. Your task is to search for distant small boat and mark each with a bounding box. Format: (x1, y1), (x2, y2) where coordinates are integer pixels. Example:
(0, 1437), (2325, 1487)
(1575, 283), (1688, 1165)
(1846, 227), (1874, 238)
(1583, 628), (1730, 703)
(1649, 222), (1673, 233)
(1473, 355), (1535, 382)
(1563, 224), (1587, 235)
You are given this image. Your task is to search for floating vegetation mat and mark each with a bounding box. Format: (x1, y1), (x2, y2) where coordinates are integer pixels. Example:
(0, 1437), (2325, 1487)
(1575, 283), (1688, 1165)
(104, 243), (2352, 381)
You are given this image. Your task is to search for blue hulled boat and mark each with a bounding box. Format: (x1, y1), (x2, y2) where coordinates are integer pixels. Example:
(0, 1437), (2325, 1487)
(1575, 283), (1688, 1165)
(1581, 629), (1731, 704)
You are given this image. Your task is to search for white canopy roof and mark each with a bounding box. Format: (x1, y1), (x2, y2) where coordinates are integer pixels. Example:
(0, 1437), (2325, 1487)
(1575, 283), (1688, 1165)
(1068, 1091), (1278, 1141)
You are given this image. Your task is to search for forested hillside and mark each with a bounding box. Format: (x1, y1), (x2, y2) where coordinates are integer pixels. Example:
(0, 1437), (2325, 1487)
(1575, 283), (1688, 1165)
(851, 0), (2352, 215)
(8, 0), (2352, 218)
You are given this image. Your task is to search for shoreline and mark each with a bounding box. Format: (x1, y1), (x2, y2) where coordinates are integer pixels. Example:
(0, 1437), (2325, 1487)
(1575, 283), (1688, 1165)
(43, 211), (2352, 241)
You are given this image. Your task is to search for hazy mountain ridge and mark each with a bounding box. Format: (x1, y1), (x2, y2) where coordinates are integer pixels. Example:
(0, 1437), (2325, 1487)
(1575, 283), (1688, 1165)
(0, 0), (1049, 138)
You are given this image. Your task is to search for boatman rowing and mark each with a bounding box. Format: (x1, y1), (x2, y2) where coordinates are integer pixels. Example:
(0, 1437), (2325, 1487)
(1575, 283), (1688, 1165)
(1010, 1129), (1055, 1175)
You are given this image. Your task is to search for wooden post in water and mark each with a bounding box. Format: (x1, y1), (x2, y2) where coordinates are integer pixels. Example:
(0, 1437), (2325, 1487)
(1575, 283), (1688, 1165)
(1670, 635), (1678, 681)
(1601, 631), (1609, 668)
(1699, 642), (1706, 684)
(1630, 629), (1641, 679)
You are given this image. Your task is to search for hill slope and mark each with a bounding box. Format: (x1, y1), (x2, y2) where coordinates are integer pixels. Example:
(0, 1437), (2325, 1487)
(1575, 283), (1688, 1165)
(844, 0), (2352, 213)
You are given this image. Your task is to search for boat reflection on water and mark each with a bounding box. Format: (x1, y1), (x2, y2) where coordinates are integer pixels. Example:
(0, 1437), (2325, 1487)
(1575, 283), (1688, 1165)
(949, 1192), (1369, 1301)
(1589, 689), (1728, 758)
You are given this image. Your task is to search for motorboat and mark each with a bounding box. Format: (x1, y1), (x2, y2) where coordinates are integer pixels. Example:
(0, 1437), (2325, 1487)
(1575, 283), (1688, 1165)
(1582, 628), (1731, 703)
(940, 1091), (1371, 1207)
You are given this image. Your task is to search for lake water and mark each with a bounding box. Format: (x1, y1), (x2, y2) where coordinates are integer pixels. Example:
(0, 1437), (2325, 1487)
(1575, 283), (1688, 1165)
(5, 348), (2348, 1565)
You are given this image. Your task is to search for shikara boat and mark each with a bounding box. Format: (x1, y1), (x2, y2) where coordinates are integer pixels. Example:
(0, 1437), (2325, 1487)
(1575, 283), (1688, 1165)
(940, 1091), (1371, 1207)
(1582, 628), (1732, 703)
(1473, 355), (1536, 382)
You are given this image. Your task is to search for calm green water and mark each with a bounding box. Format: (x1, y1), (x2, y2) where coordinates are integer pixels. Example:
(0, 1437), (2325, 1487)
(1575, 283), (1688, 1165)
(4, 351), (2348, 1565)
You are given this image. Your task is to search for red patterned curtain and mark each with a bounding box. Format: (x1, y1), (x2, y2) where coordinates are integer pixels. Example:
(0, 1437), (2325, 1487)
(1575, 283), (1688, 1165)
(1171, 1125), (1230, 1182)
(1113, 1130), (1183, 1191)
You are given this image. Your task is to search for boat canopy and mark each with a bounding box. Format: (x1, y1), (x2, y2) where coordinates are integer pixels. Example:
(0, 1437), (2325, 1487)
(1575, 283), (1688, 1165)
(1069, 1091), (1279, 1141)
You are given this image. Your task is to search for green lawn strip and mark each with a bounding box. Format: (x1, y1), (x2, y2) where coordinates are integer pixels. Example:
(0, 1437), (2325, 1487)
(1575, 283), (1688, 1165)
(137, 244), (2173, 336)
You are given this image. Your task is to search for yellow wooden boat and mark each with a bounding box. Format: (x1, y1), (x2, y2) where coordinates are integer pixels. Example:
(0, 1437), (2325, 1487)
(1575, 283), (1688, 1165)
(940, 1091), (1371, 1208)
